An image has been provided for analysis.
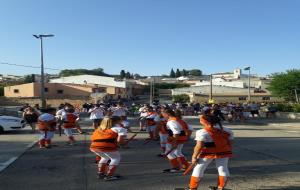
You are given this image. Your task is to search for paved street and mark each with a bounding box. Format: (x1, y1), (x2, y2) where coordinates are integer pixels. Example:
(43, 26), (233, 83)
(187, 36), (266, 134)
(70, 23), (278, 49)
(0, 117), (300, 190)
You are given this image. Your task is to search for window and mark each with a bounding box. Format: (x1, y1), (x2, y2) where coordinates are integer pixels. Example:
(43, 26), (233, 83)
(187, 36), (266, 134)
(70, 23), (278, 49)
(57, 90), (64, 94)
(262, 97), (271, 100)
(13, 89), (19, 93)
(238, 97), (247, 101)
(44, 88), (49, 92)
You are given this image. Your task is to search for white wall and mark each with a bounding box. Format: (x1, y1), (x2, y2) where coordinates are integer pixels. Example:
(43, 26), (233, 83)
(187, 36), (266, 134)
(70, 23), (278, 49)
(50, 75), (127, 88)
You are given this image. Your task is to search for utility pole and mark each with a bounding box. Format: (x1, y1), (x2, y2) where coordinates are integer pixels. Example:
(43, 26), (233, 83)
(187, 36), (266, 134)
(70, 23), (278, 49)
(149, 79), (153, 105)
(244, 67), (251, 102)
(33, 34), (54, 109)
(295, 89), (299, 103)
(209, 74), (213, 102)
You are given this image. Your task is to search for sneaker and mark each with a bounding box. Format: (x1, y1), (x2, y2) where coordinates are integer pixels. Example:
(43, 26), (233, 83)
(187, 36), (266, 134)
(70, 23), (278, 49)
(162, 168), (181, 173)
(156, 153), (165, 157)
(39, 146), (46, 149)
(97, 173), (105, 179)
(104, 175), (121, 181)
(208, 186), (218, 190)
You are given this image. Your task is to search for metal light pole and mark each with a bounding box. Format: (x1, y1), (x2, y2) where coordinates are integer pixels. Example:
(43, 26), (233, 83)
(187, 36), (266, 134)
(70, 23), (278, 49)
(33, 34), (54, 109)
(244, 66), (251, 102)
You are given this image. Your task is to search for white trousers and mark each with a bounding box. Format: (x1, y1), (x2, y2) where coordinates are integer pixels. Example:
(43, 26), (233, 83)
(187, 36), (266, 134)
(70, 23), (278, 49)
(165, 143), (185, 159)
(64, 128), (73, 137)
(192, 157), (230, 177)
(147, 125), (156, 132)
(91, 150), (121, 166)
(159, 133), (168, 149)
(39, 131), (54, 140)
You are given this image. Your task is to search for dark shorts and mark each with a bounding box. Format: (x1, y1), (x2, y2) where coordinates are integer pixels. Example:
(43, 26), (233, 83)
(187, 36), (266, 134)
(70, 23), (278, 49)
(93, 119), (102, 125)
(251, 110), (259, 115)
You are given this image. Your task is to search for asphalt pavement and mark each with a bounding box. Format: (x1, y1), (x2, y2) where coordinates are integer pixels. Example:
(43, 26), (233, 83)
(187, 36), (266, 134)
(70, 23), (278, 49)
(0, 117), (300, 190)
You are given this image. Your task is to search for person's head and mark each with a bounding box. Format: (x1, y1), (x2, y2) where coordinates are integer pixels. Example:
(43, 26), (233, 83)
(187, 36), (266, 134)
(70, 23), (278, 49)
(99, 116), (122, 130)
(65, 107), (75, 113)
(161, 108), (176, 119)
(146, 106), (153, 112)
(202, 115), (221, 127)
(175, 109), (182, 119)
(117, 101), (124, 107)
(43, 107), (57, 115)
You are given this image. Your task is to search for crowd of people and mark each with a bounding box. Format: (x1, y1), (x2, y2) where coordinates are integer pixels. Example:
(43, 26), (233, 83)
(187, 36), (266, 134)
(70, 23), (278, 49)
(20, 100), (279, 189)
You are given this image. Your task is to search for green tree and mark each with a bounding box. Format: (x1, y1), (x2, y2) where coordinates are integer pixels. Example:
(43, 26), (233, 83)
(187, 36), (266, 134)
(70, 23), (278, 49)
(59, 68), (109, 77)
(189, 69), (202, 76)
(125, 71), (131, 79)
(175, 69), (181, 78)
(120, 70), (126, 78)
(24, 74), (35, 83)
(170, 68), (176, 78)
(0, 85), (4, 96)
(182, 69), (188, 76)
(269, 69), (300, 101)
(172, 94), (190, 103)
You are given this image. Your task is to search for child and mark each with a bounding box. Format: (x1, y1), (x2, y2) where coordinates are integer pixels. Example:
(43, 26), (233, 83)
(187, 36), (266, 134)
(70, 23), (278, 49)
(37, 108), (57, 149)
(90, 116), (127, 181)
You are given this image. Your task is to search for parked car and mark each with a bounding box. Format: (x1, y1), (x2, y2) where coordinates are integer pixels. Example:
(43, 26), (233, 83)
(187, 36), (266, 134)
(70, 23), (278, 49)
(0, 115), (26, 133)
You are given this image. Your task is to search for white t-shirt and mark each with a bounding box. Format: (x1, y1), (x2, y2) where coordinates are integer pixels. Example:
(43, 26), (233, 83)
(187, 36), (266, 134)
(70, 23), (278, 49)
(166, 120), (182, 135)
(89, 107), (104, 119)
(122, 120), (130, 129)
(195, 124), (234, 142)
(111, 107), (127, 117)
(111, 125), (128, 136)
(39, 113), (56, 122)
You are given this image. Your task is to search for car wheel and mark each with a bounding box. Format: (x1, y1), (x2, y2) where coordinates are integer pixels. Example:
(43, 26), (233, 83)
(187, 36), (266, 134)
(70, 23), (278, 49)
(0, 126), (4, 134)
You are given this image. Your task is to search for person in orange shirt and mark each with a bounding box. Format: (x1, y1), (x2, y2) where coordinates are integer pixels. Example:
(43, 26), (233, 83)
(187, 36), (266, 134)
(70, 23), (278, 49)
(90, 116), (128, 181)
(62, 107), (79, 145)
(161, 108), (190, 173)
(37, 108), (57, 149)
(185, 114), (234, 190)
(145, 107), (158, 140)
(154, 107), (169, 157)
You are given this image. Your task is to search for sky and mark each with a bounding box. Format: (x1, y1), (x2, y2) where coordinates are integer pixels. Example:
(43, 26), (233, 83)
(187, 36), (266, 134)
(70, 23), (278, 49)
(0, 0), (300, 76)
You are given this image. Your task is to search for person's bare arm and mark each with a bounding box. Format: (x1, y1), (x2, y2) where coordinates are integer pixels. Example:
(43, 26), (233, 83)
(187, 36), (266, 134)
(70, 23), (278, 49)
(192, 141), (203, 164)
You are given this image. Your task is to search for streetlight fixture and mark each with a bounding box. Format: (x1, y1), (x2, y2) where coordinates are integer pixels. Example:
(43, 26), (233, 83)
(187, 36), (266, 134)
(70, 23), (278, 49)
(244, 66), (251, 102)
(33, 34), (54, 109)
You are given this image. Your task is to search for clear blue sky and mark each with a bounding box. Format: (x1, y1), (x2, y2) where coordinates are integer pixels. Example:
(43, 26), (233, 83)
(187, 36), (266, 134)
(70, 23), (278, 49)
(0, 0), (299, 76)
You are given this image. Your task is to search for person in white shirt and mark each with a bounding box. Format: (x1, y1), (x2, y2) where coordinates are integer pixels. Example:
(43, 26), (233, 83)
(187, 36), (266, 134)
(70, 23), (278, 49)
(186, 115), (234, 190)
(89, 104), (105, 129)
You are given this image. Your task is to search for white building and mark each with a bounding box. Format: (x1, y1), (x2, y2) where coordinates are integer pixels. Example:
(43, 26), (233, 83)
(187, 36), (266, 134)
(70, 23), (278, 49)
(50, 75), (127, 88)
(193, 77), (245, 88)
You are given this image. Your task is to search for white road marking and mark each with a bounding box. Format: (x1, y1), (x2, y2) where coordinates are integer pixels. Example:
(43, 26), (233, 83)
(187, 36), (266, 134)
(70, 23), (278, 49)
(0, 157), (18, 172)
(0, 140), (37, 173)
(286, 131), (299, 133)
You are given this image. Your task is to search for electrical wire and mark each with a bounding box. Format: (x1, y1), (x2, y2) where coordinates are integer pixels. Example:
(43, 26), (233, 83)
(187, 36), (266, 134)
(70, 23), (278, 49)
(0, 62), (60, 71)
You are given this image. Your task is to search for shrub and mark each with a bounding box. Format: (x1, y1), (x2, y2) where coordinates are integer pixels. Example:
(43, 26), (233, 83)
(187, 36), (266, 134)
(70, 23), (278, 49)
(276, 103), (300, 113)
(172, 94), (190, 103)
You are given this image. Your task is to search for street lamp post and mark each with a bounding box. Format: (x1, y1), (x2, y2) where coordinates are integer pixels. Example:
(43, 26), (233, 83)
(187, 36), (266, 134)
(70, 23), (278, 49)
(33, 34), (54, 109)
(244, 66), (251, 102)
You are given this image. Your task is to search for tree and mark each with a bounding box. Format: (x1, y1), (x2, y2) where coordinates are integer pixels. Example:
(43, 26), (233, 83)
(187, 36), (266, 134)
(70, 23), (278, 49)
(189, 69), (202, 76)
(120, 70), (126, 78)
(268, 69), (300, 101)
(182, 69), (188, 76)
(125, 71), (131, 79)
(172, 94), (190, 103)
(175, 69), (181, 78)
(0, 85), (4, 96)
(24, 74), (35, 83)
(170, 68), (176, 78)
(59, 68), (110, 77)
